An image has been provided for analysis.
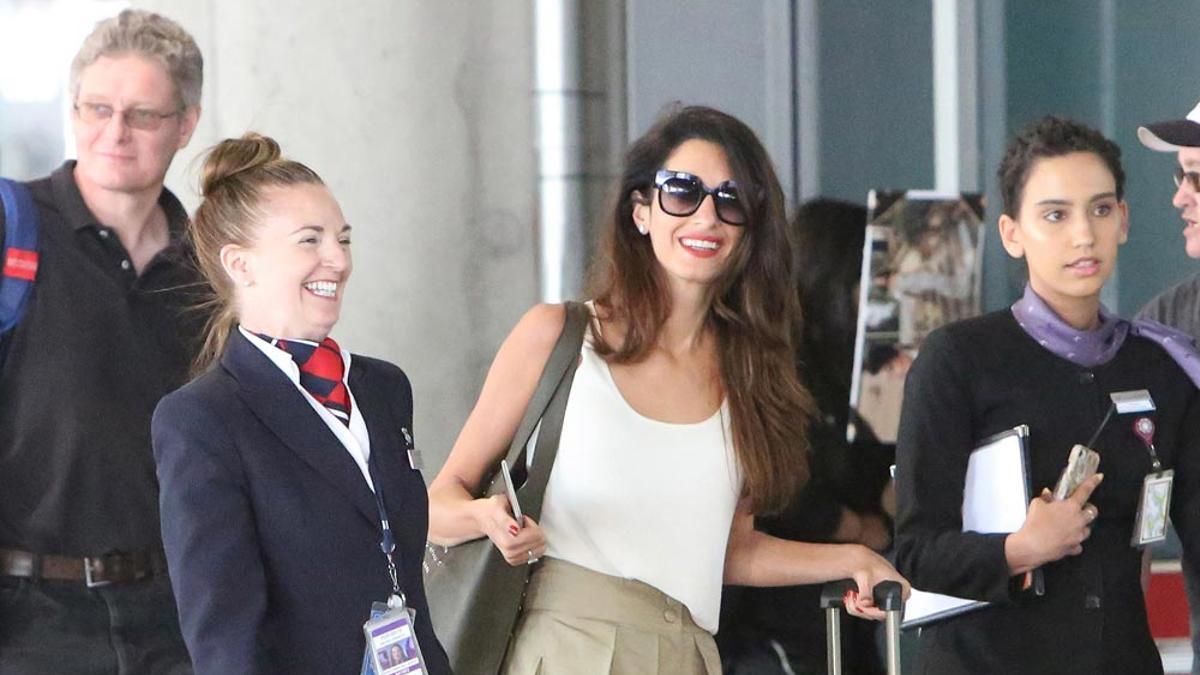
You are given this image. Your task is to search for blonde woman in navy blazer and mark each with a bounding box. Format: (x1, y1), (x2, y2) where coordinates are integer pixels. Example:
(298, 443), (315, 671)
(151, 133), (450, 675)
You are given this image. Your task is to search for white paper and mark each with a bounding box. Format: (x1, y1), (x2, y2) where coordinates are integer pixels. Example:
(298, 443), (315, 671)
(902, 425), (1029, 629)
(903, 590), (984, 629)
(961, 426), (1031, 533)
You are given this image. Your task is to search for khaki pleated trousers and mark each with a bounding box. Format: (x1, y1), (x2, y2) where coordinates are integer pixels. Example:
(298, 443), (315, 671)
(500, 557), (721, 675)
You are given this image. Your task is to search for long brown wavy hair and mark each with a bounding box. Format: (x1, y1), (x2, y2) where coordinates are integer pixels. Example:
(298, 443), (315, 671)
(587, 105), (816, 515)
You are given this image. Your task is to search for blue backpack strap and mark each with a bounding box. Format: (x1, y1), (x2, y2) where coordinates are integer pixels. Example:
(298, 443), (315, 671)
(0, 177), (39, 336)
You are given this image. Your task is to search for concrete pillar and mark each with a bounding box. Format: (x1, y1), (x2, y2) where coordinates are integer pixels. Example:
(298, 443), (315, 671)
(534, 0), (626, 302)
(134, 0), (539, 472)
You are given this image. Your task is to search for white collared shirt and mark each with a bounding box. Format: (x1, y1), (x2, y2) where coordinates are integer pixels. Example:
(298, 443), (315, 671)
(240, 326), (375, 491)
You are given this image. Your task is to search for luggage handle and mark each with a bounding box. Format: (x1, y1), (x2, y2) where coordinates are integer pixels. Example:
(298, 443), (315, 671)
(874, 580), (904, 674)
(819, 577), (859, 609)
(821, 578), (857, 675)
(821, 578), (905, 675)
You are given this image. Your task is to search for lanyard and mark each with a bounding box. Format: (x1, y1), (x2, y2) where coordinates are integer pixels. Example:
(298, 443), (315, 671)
(366, 453), (405, 605)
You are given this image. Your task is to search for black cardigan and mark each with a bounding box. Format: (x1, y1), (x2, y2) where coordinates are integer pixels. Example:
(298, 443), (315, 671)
(895, 310), (1200, 675)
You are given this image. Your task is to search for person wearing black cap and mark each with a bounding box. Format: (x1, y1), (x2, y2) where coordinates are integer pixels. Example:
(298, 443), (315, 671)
(1138, 101), (1200, 320)
(1137, 100), (1200, 675)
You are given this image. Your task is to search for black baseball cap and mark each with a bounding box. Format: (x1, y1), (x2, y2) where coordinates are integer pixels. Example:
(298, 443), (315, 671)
(1138, 100), (1200, 151)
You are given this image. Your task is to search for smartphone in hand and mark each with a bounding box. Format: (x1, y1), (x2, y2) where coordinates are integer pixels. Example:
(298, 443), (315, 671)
(1053, 444), (1101, 500)
(500, 459), (524, 527)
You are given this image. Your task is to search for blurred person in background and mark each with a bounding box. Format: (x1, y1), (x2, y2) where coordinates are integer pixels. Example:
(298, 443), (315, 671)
(718, 198), (895, 675)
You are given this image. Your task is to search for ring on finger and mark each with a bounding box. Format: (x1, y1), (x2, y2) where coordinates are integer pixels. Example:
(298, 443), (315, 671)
(1084, 505), (1098, 521)
(526, 549), (540, 565)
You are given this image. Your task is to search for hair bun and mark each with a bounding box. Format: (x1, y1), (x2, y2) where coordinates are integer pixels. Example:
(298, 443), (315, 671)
(199, 132), (282, 196)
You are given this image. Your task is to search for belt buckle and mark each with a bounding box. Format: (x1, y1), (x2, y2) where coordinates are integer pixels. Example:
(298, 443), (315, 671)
(83, 556), (113, 588)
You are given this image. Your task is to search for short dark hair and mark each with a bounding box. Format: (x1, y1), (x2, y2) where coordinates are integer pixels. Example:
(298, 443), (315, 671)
(998, 116), (1124, 217)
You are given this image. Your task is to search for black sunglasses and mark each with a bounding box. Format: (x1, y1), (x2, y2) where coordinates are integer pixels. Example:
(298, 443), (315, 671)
(1175, 167), (1200, 192)
(653, 170), (748, 226)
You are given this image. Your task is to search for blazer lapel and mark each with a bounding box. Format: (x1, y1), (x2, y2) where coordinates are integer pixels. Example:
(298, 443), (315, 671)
(222, 330), (380, 528)
(348, 362), (408, 513)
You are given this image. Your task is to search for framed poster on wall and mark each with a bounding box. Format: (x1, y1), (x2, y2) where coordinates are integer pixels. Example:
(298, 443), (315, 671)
(849, 190), (985, 443)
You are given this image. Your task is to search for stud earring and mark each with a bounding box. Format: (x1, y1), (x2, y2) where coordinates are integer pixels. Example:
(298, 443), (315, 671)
(637, 224), (648, 235)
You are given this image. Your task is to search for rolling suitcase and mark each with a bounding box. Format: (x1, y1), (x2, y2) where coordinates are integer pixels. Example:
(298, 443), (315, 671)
(820, 579), (904, 675)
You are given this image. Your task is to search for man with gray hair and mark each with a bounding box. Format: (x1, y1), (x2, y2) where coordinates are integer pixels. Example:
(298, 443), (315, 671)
(0, 9), (203, 673)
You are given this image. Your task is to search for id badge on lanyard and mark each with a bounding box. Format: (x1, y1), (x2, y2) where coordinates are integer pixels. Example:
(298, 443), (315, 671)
(362, 595), (429, 675)
(359, 451), (428, 675)
(1130, 416), (1174, 548)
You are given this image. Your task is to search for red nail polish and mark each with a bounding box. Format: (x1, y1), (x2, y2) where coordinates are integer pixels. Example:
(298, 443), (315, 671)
(508, 525), (519, 536)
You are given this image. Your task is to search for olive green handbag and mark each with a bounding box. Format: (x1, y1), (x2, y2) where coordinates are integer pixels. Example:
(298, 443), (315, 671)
(423, 301), (589, 675)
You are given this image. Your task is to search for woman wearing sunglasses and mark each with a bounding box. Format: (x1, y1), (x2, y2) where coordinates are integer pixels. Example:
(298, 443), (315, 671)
(428, 105), (908, 674)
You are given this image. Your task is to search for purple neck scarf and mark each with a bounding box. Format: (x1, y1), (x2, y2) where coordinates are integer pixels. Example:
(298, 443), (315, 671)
(1011, 284), (1200, 388)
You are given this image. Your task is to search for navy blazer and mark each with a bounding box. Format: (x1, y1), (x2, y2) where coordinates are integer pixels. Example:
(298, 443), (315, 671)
(153, 330), (450, 675)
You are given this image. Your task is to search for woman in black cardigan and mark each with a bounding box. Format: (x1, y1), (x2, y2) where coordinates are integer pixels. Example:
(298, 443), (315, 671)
(895, 117), (1200, 674)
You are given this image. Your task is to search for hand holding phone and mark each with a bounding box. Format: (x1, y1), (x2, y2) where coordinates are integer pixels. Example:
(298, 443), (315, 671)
(500, 459), (524, 527)
(1053, 444), (1101, 501)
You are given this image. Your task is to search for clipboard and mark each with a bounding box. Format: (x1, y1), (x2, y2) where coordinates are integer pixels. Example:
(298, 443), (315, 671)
(902, 425), (1033, 629)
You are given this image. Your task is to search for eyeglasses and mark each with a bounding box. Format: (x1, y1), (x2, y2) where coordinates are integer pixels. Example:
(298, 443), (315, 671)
(1175, 167), (1200, 192)
(73, 102), (181, 131)
(653, 170), (748, 226)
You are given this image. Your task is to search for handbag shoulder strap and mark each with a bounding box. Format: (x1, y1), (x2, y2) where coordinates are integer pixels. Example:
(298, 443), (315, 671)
(503, 301), (589, 468)
(502, 302), (589, 518)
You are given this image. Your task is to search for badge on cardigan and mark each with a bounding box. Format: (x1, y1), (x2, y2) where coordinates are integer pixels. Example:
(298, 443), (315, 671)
(1131, 416), (1173, 548)
(1132, 470), (1173, 548)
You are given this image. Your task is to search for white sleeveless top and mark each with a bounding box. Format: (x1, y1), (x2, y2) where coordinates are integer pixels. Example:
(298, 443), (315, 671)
(536, 326), (743, 633)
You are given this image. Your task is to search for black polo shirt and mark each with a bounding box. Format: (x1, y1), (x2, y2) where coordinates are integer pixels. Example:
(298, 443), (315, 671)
(0, 161), (208, 556)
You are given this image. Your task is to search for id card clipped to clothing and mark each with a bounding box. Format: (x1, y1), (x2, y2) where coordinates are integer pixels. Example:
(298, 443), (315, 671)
(362, 596), (428, 675)
(1086, 391), (1173, 549)
(1128, 412), (1173, 548)
(1133, 470), (1174, 547)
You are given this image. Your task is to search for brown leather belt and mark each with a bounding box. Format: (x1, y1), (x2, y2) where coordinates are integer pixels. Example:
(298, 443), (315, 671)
(0, 547), (168, 588)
